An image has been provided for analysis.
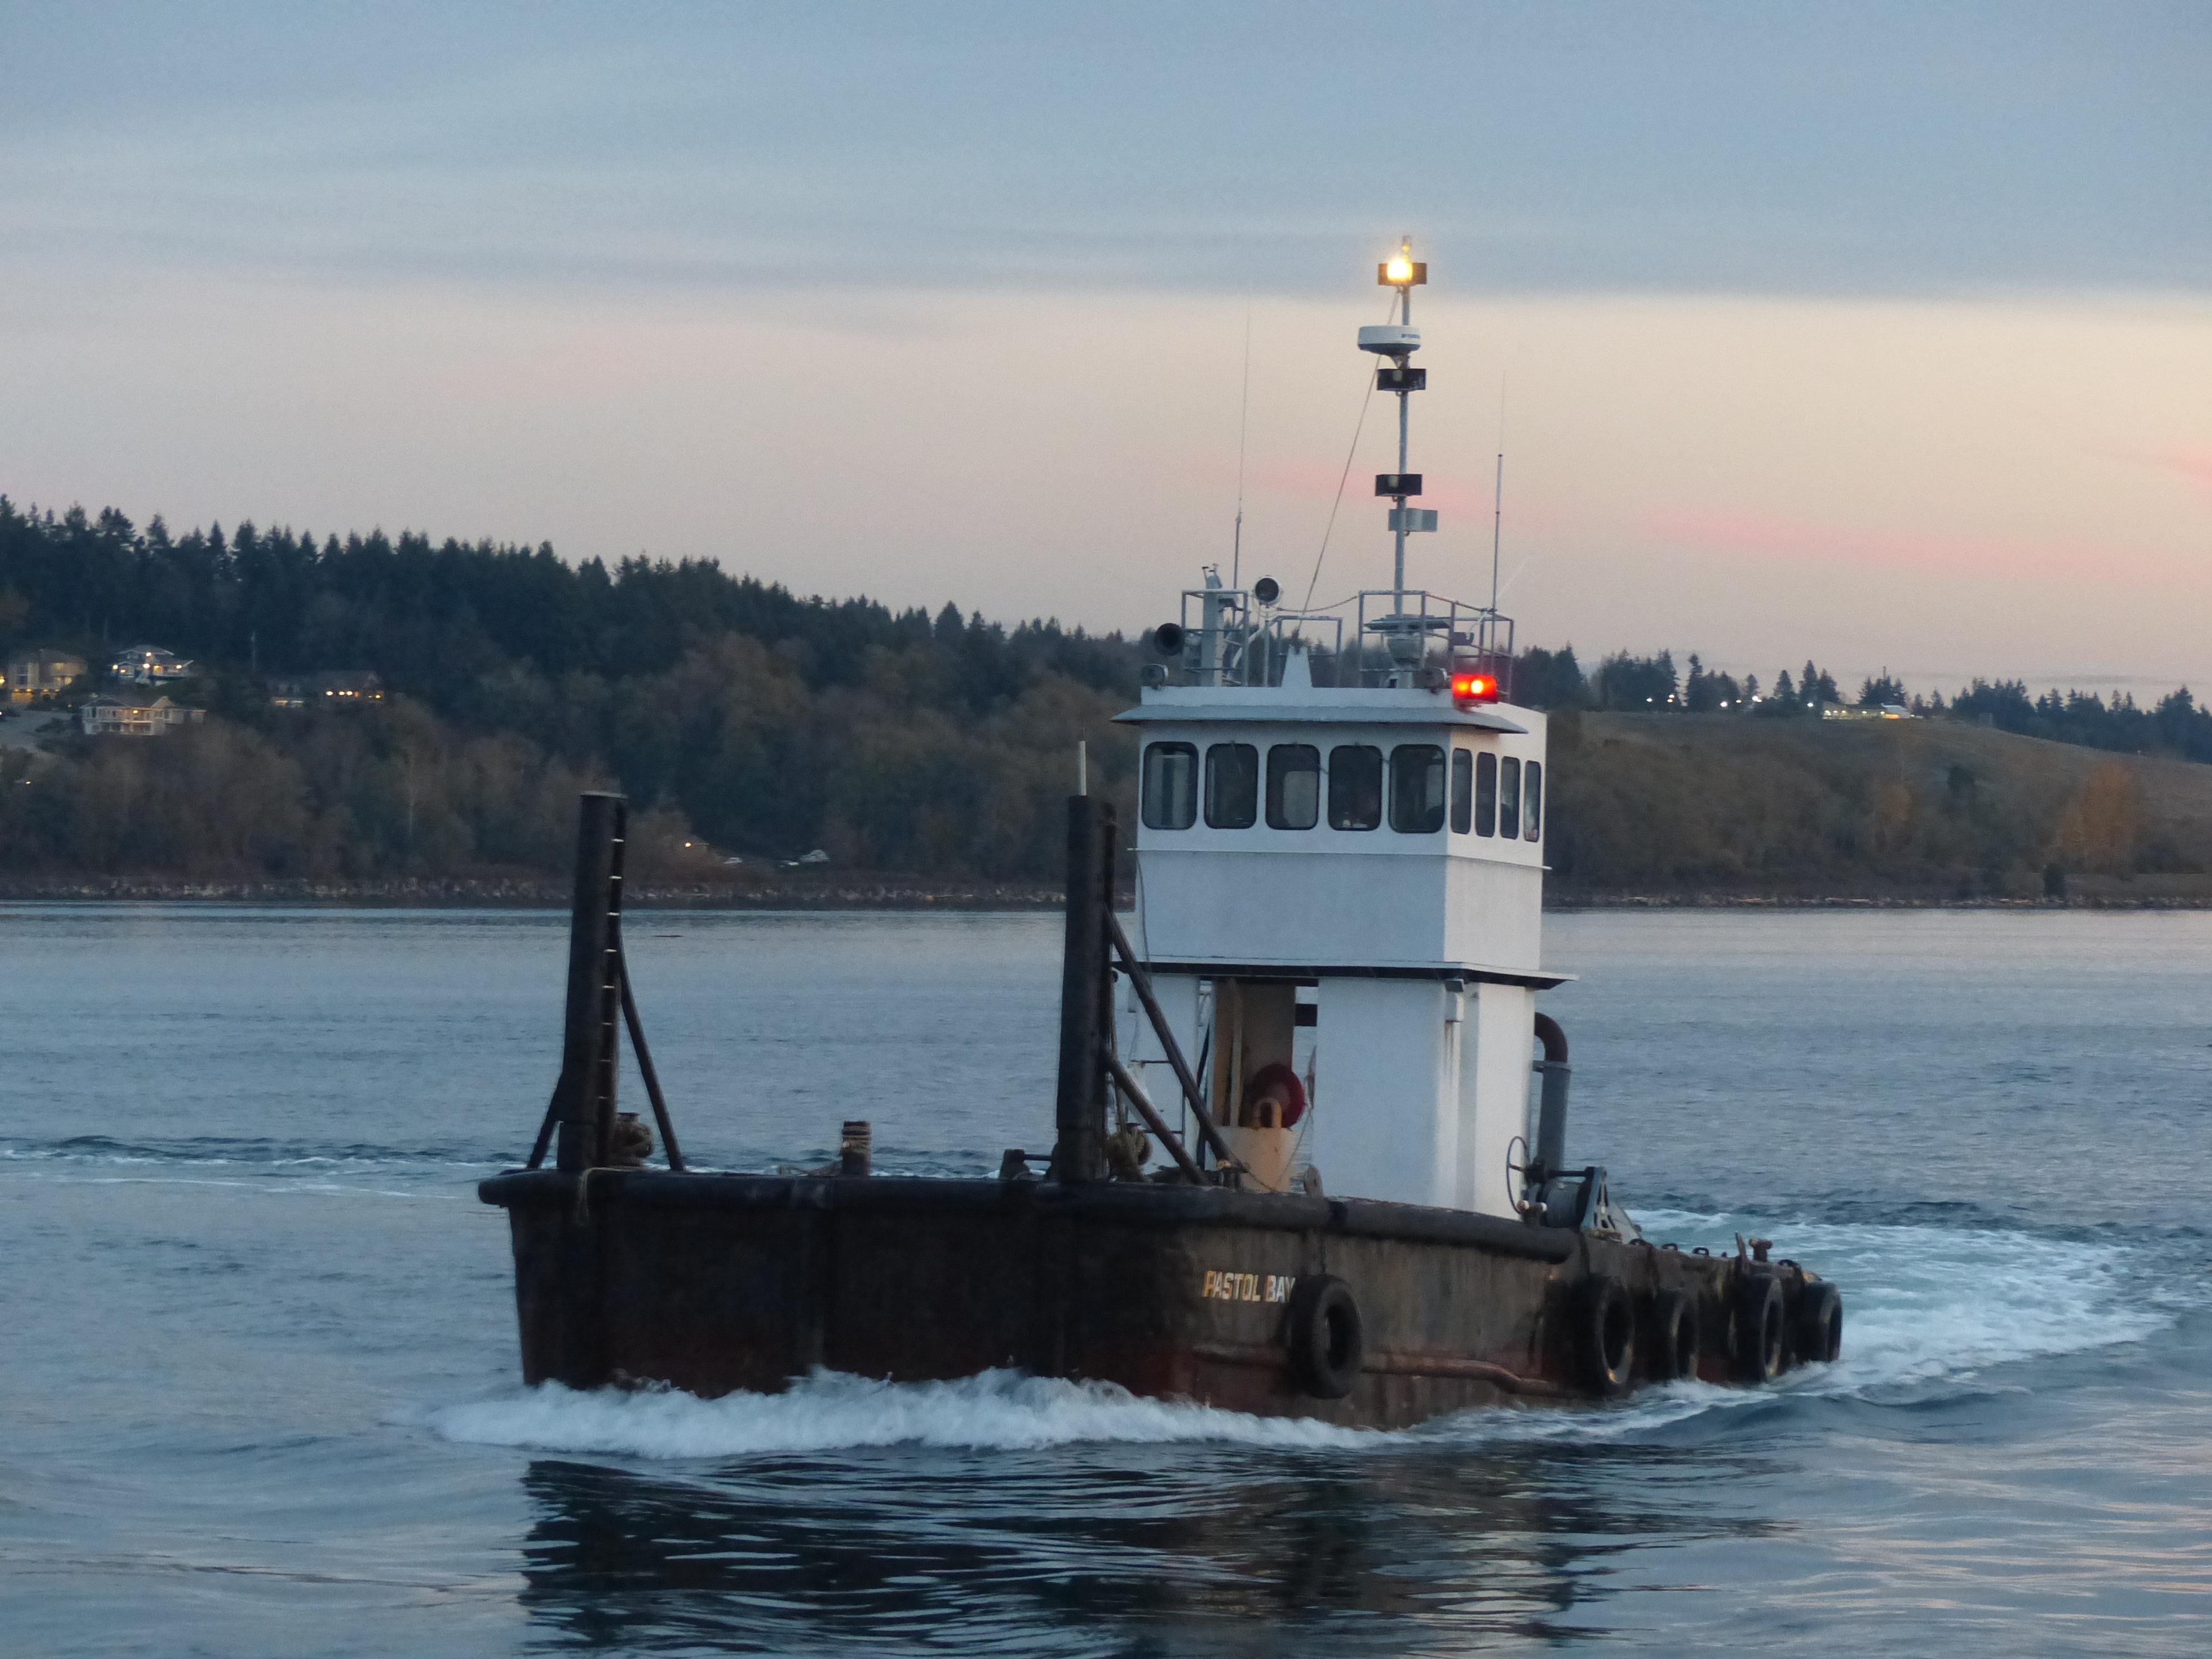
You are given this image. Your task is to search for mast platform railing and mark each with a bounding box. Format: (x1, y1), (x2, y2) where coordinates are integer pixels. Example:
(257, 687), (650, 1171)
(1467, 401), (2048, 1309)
(1353, 590), (1515, 692)
(1165, 582), (1346, 687)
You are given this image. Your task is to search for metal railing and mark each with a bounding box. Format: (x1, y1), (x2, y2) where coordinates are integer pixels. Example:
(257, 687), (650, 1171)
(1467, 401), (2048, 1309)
(1154, 580), (1515, 695)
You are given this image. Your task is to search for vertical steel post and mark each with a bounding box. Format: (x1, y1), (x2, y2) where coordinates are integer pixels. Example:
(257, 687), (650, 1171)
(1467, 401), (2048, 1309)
(1052, 794), (1112, 1183)
(555, 792), (626, 1171)
(1391, 274), (1413, 609)
(1392, 382), (1410, 604)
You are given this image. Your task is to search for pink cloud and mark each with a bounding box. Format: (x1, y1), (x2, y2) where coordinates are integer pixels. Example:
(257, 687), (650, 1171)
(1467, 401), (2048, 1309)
(2146, 446), (2212, 504)
(1642, 507), (2189, 585)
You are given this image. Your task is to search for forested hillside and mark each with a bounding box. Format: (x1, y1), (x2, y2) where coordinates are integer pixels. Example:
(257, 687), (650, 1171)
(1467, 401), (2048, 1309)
(4, 497), (2210, 899)
(1549, 713), (2212, 901)
(0, 500), (1141, 882)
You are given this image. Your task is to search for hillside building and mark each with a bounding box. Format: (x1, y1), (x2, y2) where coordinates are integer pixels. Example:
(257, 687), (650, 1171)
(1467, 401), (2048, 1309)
(5, 648), (88, 702)
(269, 670), (385, 708)
(111, 645), (194, 685)
(81, 690), (206, 738)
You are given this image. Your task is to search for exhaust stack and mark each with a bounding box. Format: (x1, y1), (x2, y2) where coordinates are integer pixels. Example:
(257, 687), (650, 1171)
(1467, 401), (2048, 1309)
(1532, 1013), (1570, 1183)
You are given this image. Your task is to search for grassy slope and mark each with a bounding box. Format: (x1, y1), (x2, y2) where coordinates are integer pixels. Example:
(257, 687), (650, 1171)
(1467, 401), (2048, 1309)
(1548, 712), (2212, 900)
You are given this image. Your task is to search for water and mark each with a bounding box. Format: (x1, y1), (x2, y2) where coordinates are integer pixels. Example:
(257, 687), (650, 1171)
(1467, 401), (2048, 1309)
(2, 905), (2207, 1656)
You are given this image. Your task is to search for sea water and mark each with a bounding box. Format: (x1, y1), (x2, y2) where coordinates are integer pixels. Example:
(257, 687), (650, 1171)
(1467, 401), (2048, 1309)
(1, 905), (2206, 1656)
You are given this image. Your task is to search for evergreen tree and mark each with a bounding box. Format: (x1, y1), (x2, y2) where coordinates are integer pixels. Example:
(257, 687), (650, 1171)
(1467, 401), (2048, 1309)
(1859, 669), (1907, 708)
(1512, 644), (1586, 709)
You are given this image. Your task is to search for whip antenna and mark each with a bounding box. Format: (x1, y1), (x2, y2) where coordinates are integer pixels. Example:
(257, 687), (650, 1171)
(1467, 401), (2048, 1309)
(1489, 376), (1506, 615)
(1490, 451), (1504, 615)
(1232, 299), (1252, 591)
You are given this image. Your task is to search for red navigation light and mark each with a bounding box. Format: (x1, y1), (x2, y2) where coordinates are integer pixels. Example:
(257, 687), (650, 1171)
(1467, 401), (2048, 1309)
(1451, 671), (1498, 706)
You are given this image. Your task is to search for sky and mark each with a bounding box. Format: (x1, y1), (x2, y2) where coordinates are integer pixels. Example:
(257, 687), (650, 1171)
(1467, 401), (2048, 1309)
(3, 2), (2208, 695)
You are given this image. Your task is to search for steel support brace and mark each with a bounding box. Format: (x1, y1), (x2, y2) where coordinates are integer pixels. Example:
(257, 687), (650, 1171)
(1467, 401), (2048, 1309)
(1104, 910), (1240, 1172)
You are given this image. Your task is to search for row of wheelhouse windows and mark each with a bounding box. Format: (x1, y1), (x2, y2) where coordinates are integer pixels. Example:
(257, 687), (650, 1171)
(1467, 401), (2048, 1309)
(1142, 740), (1543, 840)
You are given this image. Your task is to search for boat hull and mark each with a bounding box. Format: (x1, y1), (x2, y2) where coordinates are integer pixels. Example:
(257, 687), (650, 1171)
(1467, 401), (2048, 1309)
(480, 1171), (1817, 1428)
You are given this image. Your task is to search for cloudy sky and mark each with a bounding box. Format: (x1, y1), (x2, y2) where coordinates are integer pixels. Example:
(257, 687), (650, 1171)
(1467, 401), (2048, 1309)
(4, 3), (2207, 693)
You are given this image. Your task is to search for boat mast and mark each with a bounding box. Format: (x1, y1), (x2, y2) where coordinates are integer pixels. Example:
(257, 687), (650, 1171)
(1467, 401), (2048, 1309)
(1361, 240), (1431, 685)
(1391, 257), (1412, 605)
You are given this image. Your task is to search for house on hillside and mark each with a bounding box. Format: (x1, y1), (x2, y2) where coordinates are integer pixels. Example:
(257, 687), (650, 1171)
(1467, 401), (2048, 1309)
(311, 670), (384, 703)
(1820, 703), (1911, 722)
(4, 648), (88, 702)
(111, 645), (194, 685)
(81, 690), (206, 737)
(269, 670), (385, 708)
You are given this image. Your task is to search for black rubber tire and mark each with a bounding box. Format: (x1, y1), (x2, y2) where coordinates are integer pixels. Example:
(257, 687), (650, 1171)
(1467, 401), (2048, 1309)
(1579, 1274), (1637, 1397)
(1733, 1272), (1787, 1384)
(1285, 1274), (1364, 1400)
(1791, 1280), (1843, 1365)
(1648, 1290), (1699, 1383)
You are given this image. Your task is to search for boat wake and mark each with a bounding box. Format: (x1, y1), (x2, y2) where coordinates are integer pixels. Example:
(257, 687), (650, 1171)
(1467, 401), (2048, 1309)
(1453, 1210), (2183, 1444)
(422, 1368), (1380, 1457)
(1637, 1209), (2174, 1384)
(424, 1213), (2179, 1460)
(0, 1134), (499, 1180)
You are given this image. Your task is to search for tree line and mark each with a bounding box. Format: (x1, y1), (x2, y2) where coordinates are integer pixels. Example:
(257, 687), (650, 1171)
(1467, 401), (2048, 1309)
(1520, 645), (2212, 764)
(4, 496), (2210, 886)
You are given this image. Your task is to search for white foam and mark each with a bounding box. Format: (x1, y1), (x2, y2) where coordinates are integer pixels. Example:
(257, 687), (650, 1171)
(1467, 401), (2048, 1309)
(423, 1369), (1381, 1458)
(1634, 1210), (2172, 1391)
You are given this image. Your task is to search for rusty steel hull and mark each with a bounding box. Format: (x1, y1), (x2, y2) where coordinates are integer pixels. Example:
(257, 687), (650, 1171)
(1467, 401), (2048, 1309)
(482, 1170), (1821, 1428)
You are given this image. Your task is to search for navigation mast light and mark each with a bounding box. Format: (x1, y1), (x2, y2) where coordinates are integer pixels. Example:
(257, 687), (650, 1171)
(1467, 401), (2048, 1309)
(1379, 240), (1427, 288)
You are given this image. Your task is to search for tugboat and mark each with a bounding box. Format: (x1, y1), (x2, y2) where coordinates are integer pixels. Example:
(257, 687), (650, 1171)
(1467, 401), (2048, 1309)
(481, 243), (1841, 1428)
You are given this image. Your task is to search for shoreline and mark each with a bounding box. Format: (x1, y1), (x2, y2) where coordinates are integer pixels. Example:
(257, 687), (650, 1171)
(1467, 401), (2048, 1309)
(3, 877), (2209, 912)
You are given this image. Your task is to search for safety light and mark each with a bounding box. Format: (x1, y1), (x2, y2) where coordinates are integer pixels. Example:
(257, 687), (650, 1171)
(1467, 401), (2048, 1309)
(1378, 239), (1427, 288)
(1451, 671), (1498, 706)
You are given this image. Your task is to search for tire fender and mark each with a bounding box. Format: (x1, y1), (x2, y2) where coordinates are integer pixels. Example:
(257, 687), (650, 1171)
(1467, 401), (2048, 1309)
(1648, 1290), (1699, 1383)
(1579, 1274), (1636, 1397)
(1285, 1274), (1364, 1399)
(1734, 1272), (1787, 1383)
(1791, 1279), (1843, 1365)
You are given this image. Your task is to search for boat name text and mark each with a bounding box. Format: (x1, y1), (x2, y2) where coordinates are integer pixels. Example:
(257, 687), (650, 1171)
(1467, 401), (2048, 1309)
(1201, 1270), (1295, 1304)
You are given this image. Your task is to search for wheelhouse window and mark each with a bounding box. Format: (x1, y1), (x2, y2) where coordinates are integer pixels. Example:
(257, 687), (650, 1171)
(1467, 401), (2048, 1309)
(1451, 748), (1473, 834)
(1524, 760), (1543, 841)
(1327, 744), (1383, 831)
(1266, 744), (1319, 830)
(1389, 744), (1446, 834)
(1141, 742), (1197, 830)
(1499, 756), (1522, 839)
(1474, 752), (1498, 837)
(1204, 742), (1259, 829)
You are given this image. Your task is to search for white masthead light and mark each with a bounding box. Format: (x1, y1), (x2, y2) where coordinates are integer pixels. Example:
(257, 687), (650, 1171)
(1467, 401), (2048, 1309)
(1381, 243), (1425, 288)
